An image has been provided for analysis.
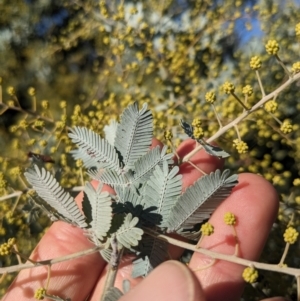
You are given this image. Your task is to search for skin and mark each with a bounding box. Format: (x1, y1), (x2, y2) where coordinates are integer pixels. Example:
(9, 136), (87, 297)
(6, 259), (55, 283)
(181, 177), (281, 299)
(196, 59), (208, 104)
(3, 139), (283, 301)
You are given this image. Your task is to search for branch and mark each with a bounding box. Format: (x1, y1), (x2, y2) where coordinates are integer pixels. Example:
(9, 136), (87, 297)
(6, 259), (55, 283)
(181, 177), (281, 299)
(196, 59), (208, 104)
(183, 72), (300, 162)
(155, 233), (300, 277)
(0, 246), (101, 274)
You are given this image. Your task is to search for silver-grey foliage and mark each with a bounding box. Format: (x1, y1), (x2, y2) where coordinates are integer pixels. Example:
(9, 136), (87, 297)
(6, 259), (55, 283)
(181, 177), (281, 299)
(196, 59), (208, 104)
(24, 165), (87, 228)
(143, 161), (182, 228)
(167, 169), (238, 232)
(69, 126), (121, 171)
(114, 102), (153, 171)
(24, 102), (238, 299)
(84, 182), (112, 241)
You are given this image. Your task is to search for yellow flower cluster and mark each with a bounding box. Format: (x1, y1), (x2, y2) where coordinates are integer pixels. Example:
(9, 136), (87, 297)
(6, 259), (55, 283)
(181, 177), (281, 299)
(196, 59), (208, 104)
(41, 100), (49, 109)
(27, 87), (35, 96)
(0, 227), (6, 236)
(60, 100), (67, 109)
(242, 85), (253, 96)
(6, 86), (15, 96)
(26, 138), (36, 146)
(201, 222), (214, 236)
(34, 287), (46, 300)
(224, 212), (236, 225)
(0, 172), (7, 189)
(283, 227), (299, 244)
(233, 139), (248, 154)
(296, 23), (300, 36)
(19, 119), (29, 129)
(265, 40), (279, 55)
(291, 62), (300, 73)
(192, 118), (202, 127)
(9, 125), (17, 133)
(222, 81), (235, 94)
(164, 130), (173, 141)
(9, 166), (22, 176)
(75, 159), (83, 168)
(293, 178), (300, 186)
(7, 100), (15, 107)
(242, 267), (259, 283)
(249, 56), (262, 70)
(39, 140), (48, 147)
(280, 120), (293, 134)
(264, 100), (278, 113)
(0, 238), (16, 256)
(130, 6), (138, 14)
(205, 91), (216, 104)
(34, 120), (45, 128)
(193, 126), (204, 139)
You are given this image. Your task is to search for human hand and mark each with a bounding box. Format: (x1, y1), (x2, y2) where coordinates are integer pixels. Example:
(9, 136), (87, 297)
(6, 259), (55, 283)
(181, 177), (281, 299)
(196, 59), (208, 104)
(3, 139), (280, 301)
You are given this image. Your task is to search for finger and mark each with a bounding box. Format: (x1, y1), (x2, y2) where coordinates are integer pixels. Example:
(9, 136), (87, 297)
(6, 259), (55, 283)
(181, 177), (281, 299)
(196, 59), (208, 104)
(189, 173), (279, 301)
(2, 185), (110, 301)
(2, 222), (104, 301)
(176, 139), (224, 188)
(120, 261), (206, 301)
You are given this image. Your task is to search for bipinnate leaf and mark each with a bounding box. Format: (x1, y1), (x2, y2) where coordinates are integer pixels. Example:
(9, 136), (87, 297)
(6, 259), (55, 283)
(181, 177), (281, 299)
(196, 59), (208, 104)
(24, 165), (87, 228)
(144, 161), (182, 228)
(68, 126), (121, 171)
(132, 145), (174, 186)
(115, 102), (153, 171)
(115, 213), (143, 249)
(84, 182), (112, 241)
(180, 120), (230, 158)
(167, 169), (238, 232)
(132, 236), (168, 278)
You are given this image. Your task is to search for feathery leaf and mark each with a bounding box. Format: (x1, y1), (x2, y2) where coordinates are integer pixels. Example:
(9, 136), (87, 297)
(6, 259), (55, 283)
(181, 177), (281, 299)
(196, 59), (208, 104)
(84, 182), (112, 241)
(115, 213), (143, 249)
(24, 165), (87, 228)
(68, 126), (121, 171)
(144, 161), (182, 228)
(115, 102), (153, 171)
(167, 169), (238, 232)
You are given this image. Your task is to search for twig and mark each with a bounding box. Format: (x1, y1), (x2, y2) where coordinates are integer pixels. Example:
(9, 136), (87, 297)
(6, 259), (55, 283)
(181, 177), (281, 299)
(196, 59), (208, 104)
(0, 246), (101, 274)
(154, 233), (300, 278)
(183, 72), (300, 162)
(0, 191), (23, 202)
(101, 235), (124, 301)
(256, 70), (266, 97)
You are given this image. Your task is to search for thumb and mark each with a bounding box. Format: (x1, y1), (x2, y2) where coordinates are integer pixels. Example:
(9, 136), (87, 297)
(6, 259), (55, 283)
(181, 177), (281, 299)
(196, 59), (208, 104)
(120, 261), (206, 301)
